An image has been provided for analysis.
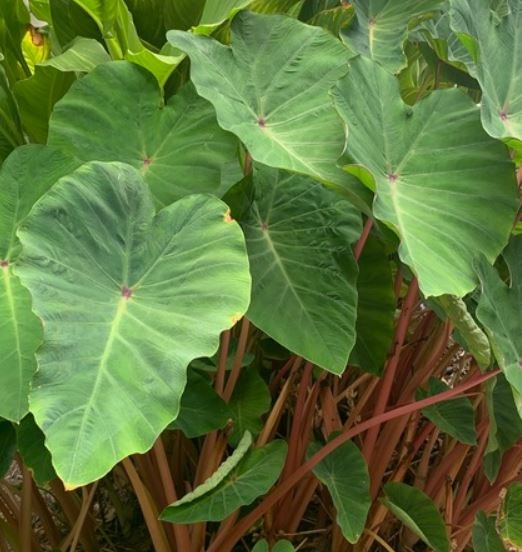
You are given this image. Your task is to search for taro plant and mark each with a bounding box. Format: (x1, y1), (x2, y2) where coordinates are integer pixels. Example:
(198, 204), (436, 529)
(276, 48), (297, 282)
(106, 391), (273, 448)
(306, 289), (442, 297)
(1, 1), (522, 551)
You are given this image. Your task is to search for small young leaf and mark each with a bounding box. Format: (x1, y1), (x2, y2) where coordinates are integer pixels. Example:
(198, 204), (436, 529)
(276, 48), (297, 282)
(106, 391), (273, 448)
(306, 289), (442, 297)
(160, 439), (287, 523)
(17, 414), (56, 485)
(472, 511), (505, 552)
(417, 378), (476, 445)
(170, 370), (231, 438)
(499, 482), (522, 548)
(252, 539), (296, 552)
(310, 439), (370, 543)
(382, 482), (450, 552)
(228, 366), (271, 445)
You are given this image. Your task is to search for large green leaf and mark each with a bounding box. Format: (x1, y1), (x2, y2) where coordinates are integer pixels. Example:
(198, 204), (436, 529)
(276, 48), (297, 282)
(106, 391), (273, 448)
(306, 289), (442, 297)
(241, 164), (360, 374)
(15, 161), (251, 488)
(417, 378), (476, 445)
(160, 439), (287, 523)
(167, 11), (372, 211)
(310, 439), (370, 543)
(476, 236), (522, 416)
(333, 56), (517, 297)
(350, 236), (394, 375)
(0, 145), (78, 422)
(472, 511), (505, 552)
(170, 370), (231, 438)
(449, 0), (522, 152)
(0, 420), (16, 478)
(382, 482), (450, 552)
(228, 366), (271, 445)
(499, 483), (522, 548)
(48, 61), (240, 207)
(342, 0), (444, 73)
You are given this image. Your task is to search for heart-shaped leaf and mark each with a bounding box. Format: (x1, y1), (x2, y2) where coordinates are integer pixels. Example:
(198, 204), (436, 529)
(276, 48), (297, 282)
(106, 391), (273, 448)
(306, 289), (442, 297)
(48, 61), (241, 207)
(241, 164), (360, 374)
(16, 161), (251, 488)
(382, 482), (450, 552)
(252, 539), (295, 552)
(228, 365), (271, 445)
(472, 511), (505, 552)
(342, 0), (444, 73)
(310, 439), (370, 543)
(449, 0), (522, 153)
(417, 378), (476, 445)
(499, 483), (522, 548)
(0, 145), (79, 422)
(168, 11), (372, 211)
(333, 56), (517, 297)
(170, 370), (231, 438)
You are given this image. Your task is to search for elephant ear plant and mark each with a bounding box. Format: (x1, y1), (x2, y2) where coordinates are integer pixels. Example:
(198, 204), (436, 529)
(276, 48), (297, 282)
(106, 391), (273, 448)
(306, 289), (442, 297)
(1, 1), (522, 551)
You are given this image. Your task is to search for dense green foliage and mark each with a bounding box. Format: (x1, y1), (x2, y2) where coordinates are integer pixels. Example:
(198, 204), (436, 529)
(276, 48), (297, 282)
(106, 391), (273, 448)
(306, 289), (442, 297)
(1, 1), (522, 551)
